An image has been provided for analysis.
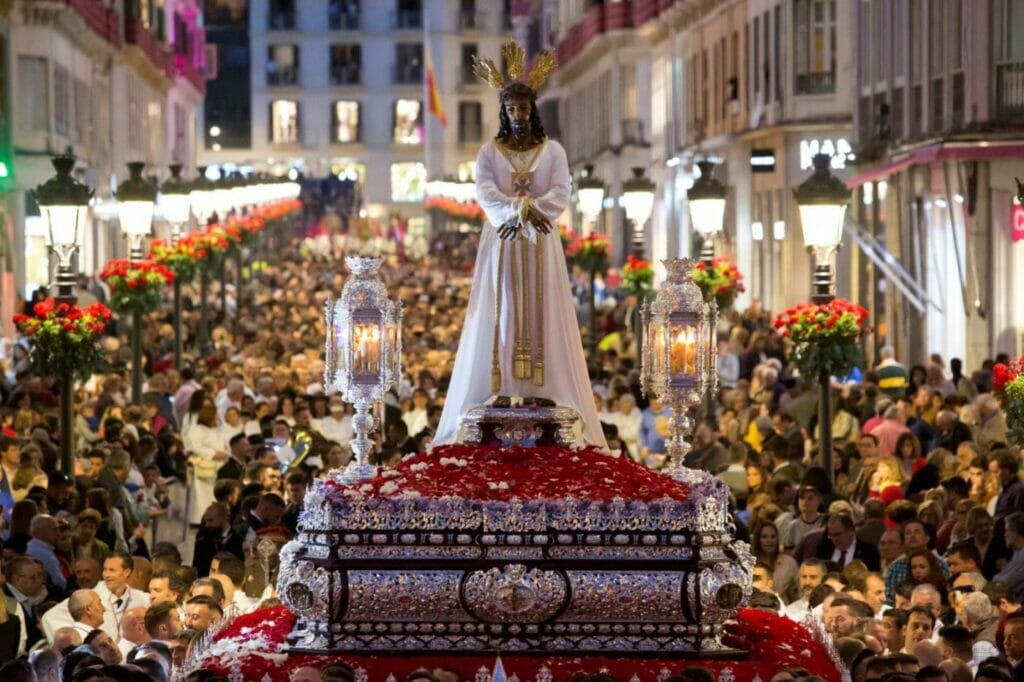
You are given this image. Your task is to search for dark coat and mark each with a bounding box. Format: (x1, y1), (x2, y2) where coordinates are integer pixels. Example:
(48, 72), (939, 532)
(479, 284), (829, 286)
(192, 527), (245, 577)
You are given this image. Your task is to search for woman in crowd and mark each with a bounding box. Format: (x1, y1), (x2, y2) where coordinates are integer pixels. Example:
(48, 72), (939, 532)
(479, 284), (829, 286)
(750, 518), (798, 602)
(183, 403), (226, 526)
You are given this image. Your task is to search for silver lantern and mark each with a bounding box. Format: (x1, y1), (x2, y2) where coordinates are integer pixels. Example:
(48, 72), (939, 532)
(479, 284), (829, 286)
(641, 258), (717, 472)
(325, 256), (402, 482)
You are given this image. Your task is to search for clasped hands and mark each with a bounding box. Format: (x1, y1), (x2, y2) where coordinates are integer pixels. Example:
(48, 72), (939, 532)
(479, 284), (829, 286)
(498, 205), (553, 240)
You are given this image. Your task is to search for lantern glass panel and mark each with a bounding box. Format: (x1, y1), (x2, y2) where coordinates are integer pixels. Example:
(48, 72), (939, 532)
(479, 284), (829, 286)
(161, 193), (192, 226)
(689, 196), (726, 238)
(351, 313), (383, 382)
(118, 200), (154, 238)
(578, 187), (605, 218)
(42, 205), (86, 248)
(798, 203), (847, 249)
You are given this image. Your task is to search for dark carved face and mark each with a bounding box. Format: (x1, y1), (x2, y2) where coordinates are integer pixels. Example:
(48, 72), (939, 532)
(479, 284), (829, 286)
(503, 97), (532, 137)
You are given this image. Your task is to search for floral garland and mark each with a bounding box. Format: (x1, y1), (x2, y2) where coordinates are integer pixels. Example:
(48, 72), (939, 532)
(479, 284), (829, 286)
(425, 196), (486, 226)
(692, 257), (744, 309)
(621, 254), (654, 297)
(148, 233), (207, 283)
(193, 225), (232, 269)
(773, 298), (870, 379)
(994, 354), (1024, 447)
(323, 444), (691, 504)
(566, 232), (610, 274)
(190, 605), (841, 682)
(99, 258), (174, 315)
(13, 298), (111, 381)
(254, 198), (302, 223)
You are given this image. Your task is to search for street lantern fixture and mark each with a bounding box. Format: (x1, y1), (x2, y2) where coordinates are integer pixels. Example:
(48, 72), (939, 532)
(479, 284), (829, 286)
(687, 160), (727, 265)
(116, 162), (156, 263)
(622, 167), (655, 256)
(577, 164), (606, 220)
(794, 153), (851, 304)
(160, 164), (192, 242)
(794, 152), (851, 489)
(33, 154), (93, 303)
(189, 166), (219, 225)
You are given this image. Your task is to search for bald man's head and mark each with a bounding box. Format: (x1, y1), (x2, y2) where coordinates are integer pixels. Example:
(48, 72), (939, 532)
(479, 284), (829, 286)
(121, 606), (150, 645)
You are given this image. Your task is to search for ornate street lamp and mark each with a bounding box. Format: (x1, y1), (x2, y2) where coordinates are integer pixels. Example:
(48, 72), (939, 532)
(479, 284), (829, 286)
(190, 168), (217, 355)
(794, 152), (851, 485)
(160, 165), (192, 371)
(577, 164), (605, 221)
(35, 154), (92, 304)
(33, 154), (92, 474)
(687, 160), (727, 265)
(116, 162), (157, 403)
(622, 167), (655, 257)
(641, 258), (717, 474)
(325, 257), (402, 483)
(795, 153), (850, 305)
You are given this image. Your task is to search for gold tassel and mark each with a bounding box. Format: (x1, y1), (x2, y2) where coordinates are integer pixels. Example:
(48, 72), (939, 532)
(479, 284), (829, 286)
(533, 229), (545, 386)
(519, 234), (531, 381)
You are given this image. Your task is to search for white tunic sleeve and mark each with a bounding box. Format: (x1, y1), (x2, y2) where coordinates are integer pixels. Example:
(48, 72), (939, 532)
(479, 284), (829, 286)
(533, 141), (571, 220)
(475, 142), (517, 227)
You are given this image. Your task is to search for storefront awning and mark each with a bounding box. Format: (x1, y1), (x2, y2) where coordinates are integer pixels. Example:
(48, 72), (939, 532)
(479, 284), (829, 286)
(845, 140), (1024, 188)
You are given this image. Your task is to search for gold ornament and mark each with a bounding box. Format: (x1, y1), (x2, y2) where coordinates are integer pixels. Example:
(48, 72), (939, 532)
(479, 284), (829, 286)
(472, 39), (558, 92)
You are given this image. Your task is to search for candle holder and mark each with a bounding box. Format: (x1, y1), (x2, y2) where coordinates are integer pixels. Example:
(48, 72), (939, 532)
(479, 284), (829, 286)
(325, 257), (402, 483)
(641, 258), (717, 473)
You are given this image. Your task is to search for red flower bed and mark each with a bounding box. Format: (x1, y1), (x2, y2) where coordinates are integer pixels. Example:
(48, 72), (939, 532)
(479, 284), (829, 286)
(190, 606), (842, 682)
(323, 444), (691, 503)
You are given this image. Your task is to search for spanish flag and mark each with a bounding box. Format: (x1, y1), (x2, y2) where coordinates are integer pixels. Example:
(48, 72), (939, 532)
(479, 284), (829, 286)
(425, 45), (447, 126)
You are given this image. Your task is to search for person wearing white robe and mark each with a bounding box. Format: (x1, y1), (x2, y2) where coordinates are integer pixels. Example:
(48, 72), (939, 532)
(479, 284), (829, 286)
(435, 131), (606, 448)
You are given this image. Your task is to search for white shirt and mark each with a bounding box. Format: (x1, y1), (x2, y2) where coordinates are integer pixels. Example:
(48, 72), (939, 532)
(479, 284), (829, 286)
(785, 597), (810, 621)
(94, 583), (150, 633)
(41, 599), (119, 642)
(314, 414), (353, 444)
(232, 589), (259, 614)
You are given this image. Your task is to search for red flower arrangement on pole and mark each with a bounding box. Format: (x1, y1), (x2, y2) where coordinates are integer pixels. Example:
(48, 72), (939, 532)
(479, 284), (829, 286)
(774, 298), (871, 379)
(565, 232), (610, 275)
(100, 259), (175, 315)
(425, 196), (486, 226)
(994, 355), (1024, 447)
(692, 257), (745, 309)
(149, 233), (207, 283)
(13, 299), (112, 381)
(621, 254), (654, 297)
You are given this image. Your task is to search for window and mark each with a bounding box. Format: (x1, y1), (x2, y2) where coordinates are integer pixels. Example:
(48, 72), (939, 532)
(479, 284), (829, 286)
(794, 0), (837, 94)
(458, 101), (482, 143)
(268, 0), (295, 29)
(330, 44), (361, 85)
(75, 78), (90, 144)
(393, 98), (423, 144)
(929, 1), (944, 75)
(457, 160), (476, 182)
(18, 56), (47, 132)
(267, 44), (299, 86)
(54, 65), (70, 136)
(329, 0), (360, 30)
(394, 43), (423, 84)
(910, 0), (922, 83)
(459, 0), (480, 30)
(270, 99), (299, 143)
(461, 43), (477, 83)
(332, 101), (360, 143)
(390, 161), (426, 202)
(394, 0), (422, 29)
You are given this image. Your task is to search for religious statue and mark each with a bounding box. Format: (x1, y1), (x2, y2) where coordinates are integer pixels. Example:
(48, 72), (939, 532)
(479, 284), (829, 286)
(434, 40), (607, 448)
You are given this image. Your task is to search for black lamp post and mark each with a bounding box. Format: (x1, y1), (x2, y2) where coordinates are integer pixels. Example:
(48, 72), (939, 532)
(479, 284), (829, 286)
(687, 160), (727, 266)
(33, 154), (92, 474)
(116, 162), (156, 404)
(160, 164), (192, 372)
(577, 164), (605, 356)
(794, 153), (852, 486)
(189, 167), (217, 356)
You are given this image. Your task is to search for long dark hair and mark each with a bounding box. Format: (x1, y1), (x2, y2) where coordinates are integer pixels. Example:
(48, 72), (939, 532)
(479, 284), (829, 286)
(496, 82), (546, 141)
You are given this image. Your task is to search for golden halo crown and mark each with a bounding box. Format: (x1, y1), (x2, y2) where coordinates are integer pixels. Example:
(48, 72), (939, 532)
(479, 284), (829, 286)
(471, 39), (557, 92)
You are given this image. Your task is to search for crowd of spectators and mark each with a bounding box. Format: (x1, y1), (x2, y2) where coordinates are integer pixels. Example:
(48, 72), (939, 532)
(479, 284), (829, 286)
(0, 223), (1020, 682)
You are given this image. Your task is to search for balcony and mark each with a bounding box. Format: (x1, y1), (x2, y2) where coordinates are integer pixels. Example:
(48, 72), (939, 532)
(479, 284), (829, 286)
(996, 60), (1024, 120)
(393, 64), (423, 85)
(621, 118), (647, 146)
(125, 15), (172, 77)
(330, 65), (361, 86)
(458, 10), (486, 31)
(391, 10), (423, 29)
(268, 10), (295, 30)
(795, 72), (835, 95)
(329, 0), (360, 29)
(59, 0), (123, 47)
(175, 53), (206, 94)
(267, 67), (299, 86)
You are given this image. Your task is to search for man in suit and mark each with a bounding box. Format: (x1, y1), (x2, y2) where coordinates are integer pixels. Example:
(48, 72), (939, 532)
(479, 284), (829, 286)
(217, 433), (252, 481)
(1002, 612), (1024, 680)
(814, 513), (881, 571)
(192, 503), (244, 577)
(766, 435), (801, 485)
(96, 450), (140, 543)
(231, 492), (286, 545)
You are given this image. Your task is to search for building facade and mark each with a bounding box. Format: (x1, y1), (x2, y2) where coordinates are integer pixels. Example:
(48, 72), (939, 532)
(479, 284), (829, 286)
(198, 0), (510, 222)
(3, 0), (206, 331)
(849, 0), (1024, 368)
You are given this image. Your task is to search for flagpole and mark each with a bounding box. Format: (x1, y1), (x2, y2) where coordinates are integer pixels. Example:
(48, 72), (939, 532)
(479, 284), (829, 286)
(423, 7), (434, 236)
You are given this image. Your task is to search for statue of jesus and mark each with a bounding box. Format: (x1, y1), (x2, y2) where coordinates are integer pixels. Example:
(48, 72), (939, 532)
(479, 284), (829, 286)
(434, 42), (607, 448)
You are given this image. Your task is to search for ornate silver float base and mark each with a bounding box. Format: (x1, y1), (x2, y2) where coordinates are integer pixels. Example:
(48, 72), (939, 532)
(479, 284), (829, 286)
(461, 405), (580, 446)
